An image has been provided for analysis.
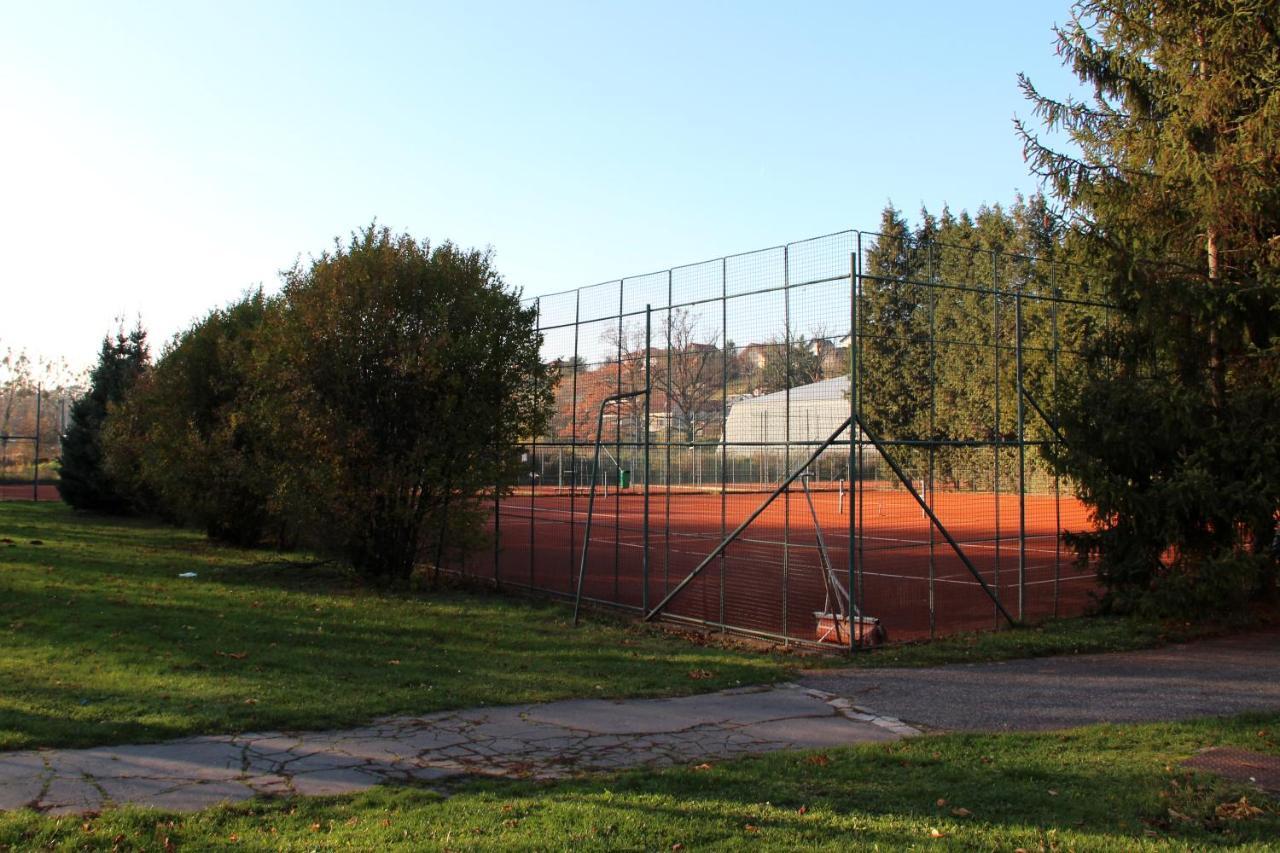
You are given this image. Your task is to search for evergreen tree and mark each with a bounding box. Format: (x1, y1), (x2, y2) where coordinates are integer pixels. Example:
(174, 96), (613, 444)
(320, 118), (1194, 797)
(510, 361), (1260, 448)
(858, 206), (931, 449)
(1018, 1), (1280, 613)
(58, 323), (151, 512)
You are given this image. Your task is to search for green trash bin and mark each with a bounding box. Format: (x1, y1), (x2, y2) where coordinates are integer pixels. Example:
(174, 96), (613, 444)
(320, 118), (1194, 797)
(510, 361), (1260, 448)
(618, 469), (632, 489)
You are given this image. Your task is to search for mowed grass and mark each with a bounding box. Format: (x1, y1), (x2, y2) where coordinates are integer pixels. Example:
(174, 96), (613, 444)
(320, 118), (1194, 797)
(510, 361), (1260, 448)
(0, 503), (790, 751)
(834, 608), (1275, 670)
(1, 713), (1276, 850)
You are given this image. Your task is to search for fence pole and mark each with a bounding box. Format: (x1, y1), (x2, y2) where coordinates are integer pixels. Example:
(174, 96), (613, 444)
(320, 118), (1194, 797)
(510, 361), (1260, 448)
(570, 290), (580, 591)
(33, 384), (41, 501)
(927, 250), (937, 639)
(782, 244), (791, 643)
(848, 247), (859, 653)
(720, 258), (728, 630)
(643, 305), (652, 613)
(665, 271), (673, 592)
(615, 281), (623, 603)
(1015, 287), (1027, 621)
(530, 297), (540, 590)
(1051, 263), (1062, 616)
(992, 250), (1002, 628)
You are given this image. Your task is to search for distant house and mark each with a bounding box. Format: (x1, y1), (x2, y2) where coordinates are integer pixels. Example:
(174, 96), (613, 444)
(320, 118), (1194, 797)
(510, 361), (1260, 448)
(808, 338), (849, 374)
(738, 343), (769, 371)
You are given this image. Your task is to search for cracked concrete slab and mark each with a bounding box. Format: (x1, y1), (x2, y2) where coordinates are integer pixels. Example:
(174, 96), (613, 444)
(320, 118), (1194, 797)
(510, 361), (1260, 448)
(0, 684), (905, 814)
(523, 688), (834, 734)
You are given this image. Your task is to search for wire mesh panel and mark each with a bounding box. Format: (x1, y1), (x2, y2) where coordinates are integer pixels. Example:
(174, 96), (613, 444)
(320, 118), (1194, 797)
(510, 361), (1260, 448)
(465, 230), (1113, 648)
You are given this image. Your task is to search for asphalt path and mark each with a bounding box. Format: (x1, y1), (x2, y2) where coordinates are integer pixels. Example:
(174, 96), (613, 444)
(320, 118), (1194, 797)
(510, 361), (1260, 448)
(801, 629), (1280, 731)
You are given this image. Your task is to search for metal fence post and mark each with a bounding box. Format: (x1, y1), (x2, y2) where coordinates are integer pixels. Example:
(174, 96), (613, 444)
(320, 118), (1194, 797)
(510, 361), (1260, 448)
(1015, 284), (1027, 621)
(720, 258), (728, 630)
(927, 250), (938, 638)
(530, 297), (540, 590)
(782, 244), (791, 643)
(848, 246), (859, 653)
(33, 384), (41, 501)
(569, 290), (580, 591)
(992, 250), (1002, 627)
(643, 305), (652, 613)
(615, 280), (624, 602)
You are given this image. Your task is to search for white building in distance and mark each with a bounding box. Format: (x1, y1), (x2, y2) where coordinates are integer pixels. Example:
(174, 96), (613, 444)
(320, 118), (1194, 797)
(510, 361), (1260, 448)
(724, 376), (856, 449)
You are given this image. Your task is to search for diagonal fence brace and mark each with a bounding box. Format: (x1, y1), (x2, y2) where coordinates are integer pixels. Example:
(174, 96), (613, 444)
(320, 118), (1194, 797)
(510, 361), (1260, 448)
(853, 415), (1019, 628)
(645, 417), (856, 622)
(1020, 385), (1071, 449)
(644, 413), (1020, 629)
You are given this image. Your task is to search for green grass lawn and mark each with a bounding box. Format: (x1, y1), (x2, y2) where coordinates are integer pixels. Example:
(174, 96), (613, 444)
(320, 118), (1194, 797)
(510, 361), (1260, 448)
(827, 608), (1274, 670)
(1, 713), (1276, 850)
(0, 503), (791, 751)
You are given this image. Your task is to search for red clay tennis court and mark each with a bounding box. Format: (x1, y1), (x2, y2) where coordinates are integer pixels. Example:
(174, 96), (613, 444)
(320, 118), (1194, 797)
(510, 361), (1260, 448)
(469, 480), (1097, 646)
(0, 483), (59, 501)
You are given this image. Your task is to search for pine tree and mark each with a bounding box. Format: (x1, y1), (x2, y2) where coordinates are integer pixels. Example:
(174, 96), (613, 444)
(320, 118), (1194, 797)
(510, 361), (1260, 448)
(1018, 1), (1280, 613)
(859, 206), (932, 449)
(58, 323), (151, 512)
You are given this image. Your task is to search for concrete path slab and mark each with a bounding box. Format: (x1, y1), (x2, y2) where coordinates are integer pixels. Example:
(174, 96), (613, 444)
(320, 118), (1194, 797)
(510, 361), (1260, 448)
(0, 684), (906, 815)
(801, 629), (1280, 732)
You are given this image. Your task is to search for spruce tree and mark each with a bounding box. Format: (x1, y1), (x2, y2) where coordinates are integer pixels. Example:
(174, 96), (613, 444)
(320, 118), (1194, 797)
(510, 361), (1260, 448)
(58, 324), (151, 512)
(1018, 1), (1280, 613)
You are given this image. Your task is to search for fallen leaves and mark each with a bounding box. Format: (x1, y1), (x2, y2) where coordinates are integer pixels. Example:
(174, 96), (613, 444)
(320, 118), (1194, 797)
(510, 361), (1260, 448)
(692, 763), (713, 771)
(950, 807), (972, 818)
(215, 650), (248, 660)
(1215, 796), (1265, 820)
(687, 669), (714, 680)
(929, 828), (949, 839)
(806, 754), (830, 766)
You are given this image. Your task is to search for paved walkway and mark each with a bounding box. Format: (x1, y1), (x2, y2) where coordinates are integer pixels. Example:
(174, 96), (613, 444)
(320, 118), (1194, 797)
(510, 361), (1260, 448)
(4, 631), (1275, 815)
(801, 629), (1280, 732)
(0, 685), (910, 815)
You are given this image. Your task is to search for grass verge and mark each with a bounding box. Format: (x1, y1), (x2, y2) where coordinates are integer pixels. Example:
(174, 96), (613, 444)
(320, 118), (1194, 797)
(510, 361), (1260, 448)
(1, 713), (1276, 850)
(0, 503), (790, 751)
(820, 607), (1276, 670)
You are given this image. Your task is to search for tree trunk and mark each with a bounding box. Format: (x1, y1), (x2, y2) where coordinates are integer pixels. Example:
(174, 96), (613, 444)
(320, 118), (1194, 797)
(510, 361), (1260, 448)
(1206, 226), (1227, 410)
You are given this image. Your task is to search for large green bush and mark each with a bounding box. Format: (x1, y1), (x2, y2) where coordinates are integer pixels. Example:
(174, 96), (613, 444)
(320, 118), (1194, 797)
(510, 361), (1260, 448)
(260, 227), (552, 581)
(104, 292), (277, 546)
(99, 227), (551, 582)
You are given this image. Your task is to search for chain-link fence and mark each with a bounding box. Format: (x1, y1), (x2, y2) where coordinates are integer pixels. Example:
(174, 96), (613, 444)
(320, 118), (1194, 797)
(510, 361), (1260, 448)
(458, 230), (1114, 648)
(0, 386), (67, 502)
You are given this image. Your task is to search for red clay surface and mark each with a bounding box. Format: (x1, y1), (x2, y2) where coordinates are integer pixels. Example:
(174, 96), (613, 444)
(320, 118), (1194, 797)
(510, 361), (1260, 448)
(0, 483), (59, 501)
(466, 484), (1098, 644)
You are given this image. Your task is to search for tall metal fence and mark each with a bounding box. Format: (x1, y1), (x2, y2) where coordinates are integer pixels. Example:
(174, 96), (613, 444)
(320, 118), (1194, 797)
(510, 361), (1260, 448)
(0, 386), (66, 502)
(459, 230), (1115, 648)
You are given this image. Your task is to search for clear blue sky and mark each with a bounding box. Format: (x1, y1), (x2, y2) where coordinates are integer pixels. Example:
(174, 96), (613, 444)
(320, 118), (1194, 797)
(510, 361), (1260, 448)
(0, 1), (1082, 374)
